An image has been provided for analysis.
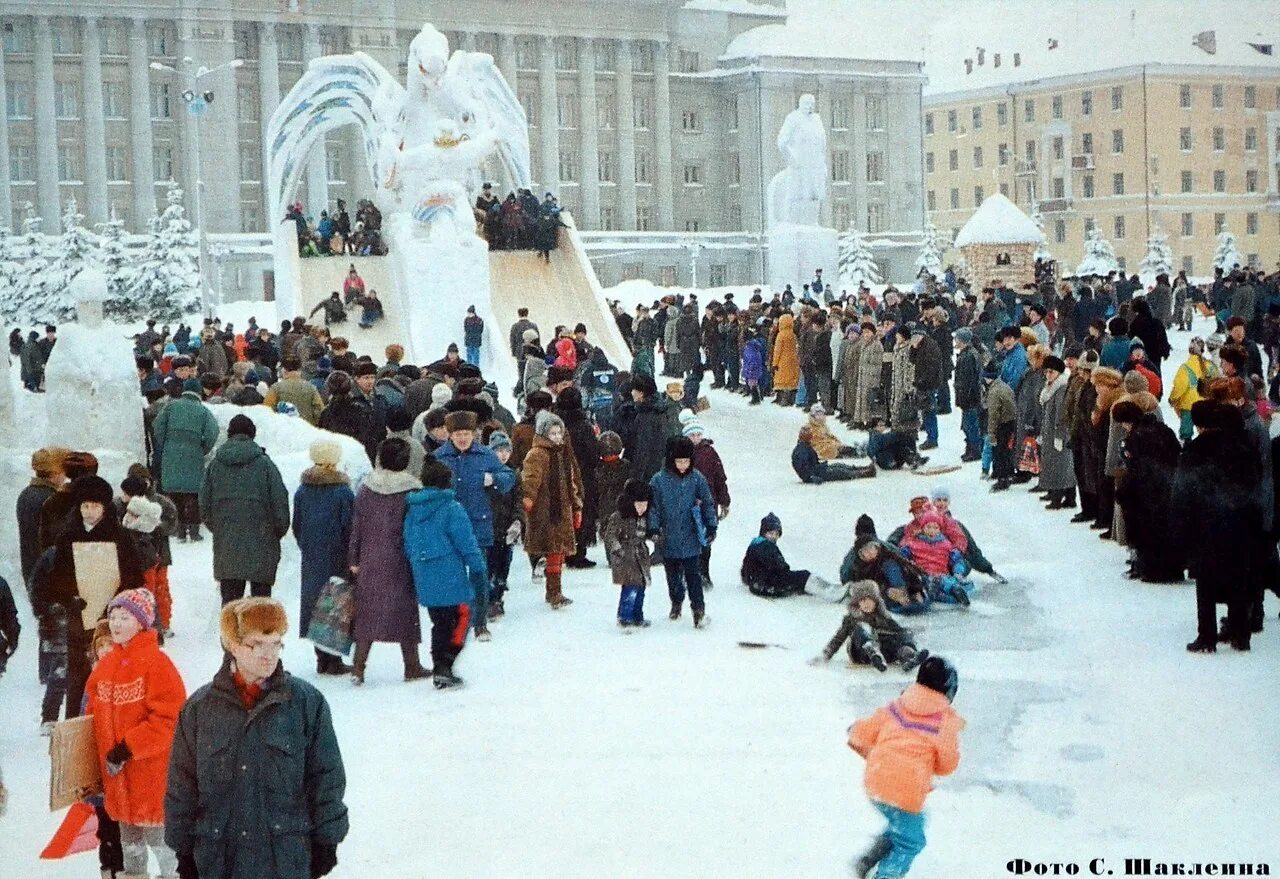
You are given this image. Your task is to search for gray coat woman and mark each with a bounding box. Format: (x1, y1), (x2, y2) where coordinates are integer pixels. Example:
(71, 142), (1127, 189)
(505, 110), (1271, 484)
(888, 336), (918, 431)
(1037, 370), (1076, 492)
(1015, 366), (1046, 450)
(662, 305), (682, 371)
(838, 330), (864, 415)
(851, 331), (885, 426)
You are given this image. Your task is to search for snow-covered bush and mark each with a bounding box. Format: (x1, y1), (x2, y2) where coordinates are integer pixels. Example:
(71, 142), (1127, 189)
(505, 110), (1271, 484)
(1075, 224), (1119, 277)
(128, 182), (201, 321)
(1212, 230), (1243, 273)
(837, 226), (882, 288)
(1139, 227), (1173, 278)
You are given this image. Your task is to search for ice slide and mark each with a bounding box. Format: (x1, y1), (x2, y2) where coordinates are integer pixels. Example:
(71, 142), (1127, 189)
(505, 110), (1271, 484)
(287, 215), (630, 375)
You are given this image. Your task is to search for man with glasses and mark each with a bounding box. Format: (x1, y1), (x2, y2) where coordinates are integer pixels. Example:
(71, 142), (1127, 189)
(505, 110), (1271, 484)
(165, 598), (348, 879)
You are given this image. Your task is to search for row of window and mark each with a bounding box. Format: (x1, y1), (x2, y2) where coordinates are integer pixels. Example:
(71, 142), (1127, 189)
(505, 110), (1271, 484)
(1179, 83), (1263, 110)
(617, 263), (731, 288)
(6, 79), (176, 120)
(8, 142), (177, 183)
(3, 19), (171, 56)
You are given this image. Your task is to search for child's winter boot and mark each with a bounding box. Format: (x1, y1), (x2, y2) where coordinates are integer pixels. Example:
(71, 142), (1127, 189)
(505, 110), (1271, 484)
(853, 837), (893, 878)
(805, 575), (847, 603)
(898, 646), (928, 672)
(869, 650), (888, 672)
(692, 607), (707, 628)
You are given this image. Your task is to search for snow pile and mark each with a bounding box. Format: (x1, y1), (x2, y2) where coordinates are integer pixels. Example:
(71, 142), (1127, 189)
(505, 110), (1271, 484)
(953, 194), (1042, 248)
(721, 18), (926, 63)
(602, 279), (761, 311)
(207, 406), (372, 493)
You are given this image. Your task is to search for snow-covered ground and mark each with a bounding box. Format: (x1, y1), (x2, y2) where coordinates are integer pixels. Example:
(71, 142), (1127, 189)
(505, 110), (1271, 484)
(2, 314), (1278, 878)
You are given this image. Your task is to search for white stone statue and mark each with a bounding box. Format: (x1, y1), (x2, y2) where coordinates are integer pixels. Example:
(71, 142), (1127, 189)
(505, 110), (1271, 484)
(767, 93), (829, 228)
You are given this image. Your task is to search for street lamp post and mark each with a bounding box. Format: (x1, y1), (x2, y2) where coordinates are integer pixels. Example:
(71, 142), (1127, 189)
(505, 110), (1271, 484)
(150, 57), (243, 316)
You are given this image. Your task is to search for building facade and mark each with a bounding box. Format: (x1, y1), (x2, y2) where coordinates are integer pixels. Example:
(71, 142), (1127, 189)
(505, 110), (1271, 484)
(924, 64), (1280, 277)
(0, 0), (926, 293)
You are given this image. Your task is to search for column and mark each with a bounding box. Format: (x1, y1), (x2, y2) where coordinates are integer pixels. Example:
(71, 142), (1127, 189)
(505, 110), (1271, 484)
(537, 36), (560, 194)
(258, 22), (281, 225)
(615, 39), (637, 230)
(496, 32), (518, 95)
(577, 37), (599, 229)
(81, 16), (109, 227)
(0, 32), (12, 228)
(652, 40), (674, 230)
(303, 24), (330, 213)
(176, 26), (200, 217)
(33, 16), (59, 231)
(128, 18), (155, 230)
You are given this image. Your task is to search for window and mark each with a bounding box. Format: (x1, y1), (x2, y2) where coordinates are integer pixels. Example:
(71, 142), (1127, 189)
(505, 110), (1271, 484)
(594, 41), (615, 71)
(1181, 170), (1193, 193)
(1247, 213), (1259, 235)
(709, 264), (727, 287)
(50, 21), (78, 54)
(866, 97), (885, 131)
(1000, 182), (1009, 197)
(1051, 95), (1063, 119)
(147, 24), (171, 57)
(867, 202), (884, 233)
(677, 50), (700, 73)
(1112, 173), (1125, 195)
(6, 81), (31, 118)
(1182, 255), (1194, 274)
(831, 99), (850, 130)
(636, 206), (651, 230)
(924, 113), (934, 135)
(680, 109), (700, 132)
(1116, 256), (1126, 272)
(1211, 84), (1223, 108)
(635, 150), (651, 184)
(1180, 84), (1191, 108)
(103, 81), (126, 118)
(973, 146), (983, 168)
(1244, 85), (1256, 109)
(1052, 137), (1064, 161)
(998, 143), (1009, 166)
(1114, 216), (1125, 239)
(684, 219), (700, 232)
(1054, 219), (1066, 243)
(728, 153), (741, 186)
(106, 146), (127, 181)
(1082, 175), (1095, 198)
(519, 90), (537, 127)
(1081, 90), (1092, 116)
(1246, 169), (1258, 193)
(997, 102), (1008, 126)
(558, 151), (578, 182)
(622, 263), (643, 281)
(9, 144), (33, 181)
(150, 82), (172, 119)
(1180, 212), (1193, 236)
(1023, 99), (1035, 122)
(554, 37), (577, 70)
(832, 150), (850, 182)
(925, 152), (935, 173)
(632, 42), (654, 73)
(1025, 139), (1036, 162)
(866, 151), (885, 183)
(54, 81), (79, 119)
(659, 265), (677, 286)
(1245, 127), (1257, 151)
(1212, 127), (1224, 151)
(973, 185), (984, 206)
(57, 144), (79, 182)
(971, 106), (982, 130)
(1111, 86), (1123, 111)
(947, 110), (957, 133)
(1111, 129), (1124, 154)
(1213, 169), (1226, 192)
(926, 190), (936, 211)
(633, 96), (652, 129)
(598, 151), (616, 184)
(832, 202), (849, 230)
(728, 95), (739, 131)
(278, 27), (303, 62)
(238, 87), (258, 123)
(153, 143), (173, 181)
(239, 148), (258, 182)
(1214, 212), (1225, 234)
(1179, 127), (1192, 151)
(948, 149), (958, 171)
(3, 20), (32, 53)
(1081, 132), (1093, 155)
(557, 95), (579, 129)
(515, 38), (537, 70)
(325, 142), (343, 182)
(597, 207), (615, 231)
(1052, 177), (1064, 199)
(949, 188), (959, 209)
(233, 25), (255, 61)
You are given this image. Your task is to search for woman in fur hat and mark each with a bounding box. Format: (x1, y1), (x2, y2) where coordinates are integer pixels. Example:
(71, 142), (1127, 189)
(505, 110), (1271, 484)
(1037, 354), (1078, 509)
(293, 440), (355, 676)
(521, 411), (583, 609)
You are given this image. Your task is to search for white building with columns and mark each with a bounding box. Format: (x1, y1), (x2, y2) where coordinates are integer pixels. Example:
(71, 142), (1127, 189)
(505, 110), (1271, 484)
(0, 0), (927, 291)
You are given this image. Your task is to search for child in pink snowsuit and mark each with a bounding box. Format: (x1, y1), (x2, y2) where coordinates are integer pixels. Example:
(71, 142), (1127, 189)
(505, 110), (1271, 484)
(898, 512), (972, 607)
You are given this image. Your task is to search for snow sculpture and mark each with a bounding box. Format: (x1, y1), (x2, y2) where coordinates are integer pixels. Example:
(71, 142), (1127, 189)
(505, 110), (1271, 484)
(766, 94), (837, 293)
(43, 267), (145, 463)
(267, 23), (530, 380)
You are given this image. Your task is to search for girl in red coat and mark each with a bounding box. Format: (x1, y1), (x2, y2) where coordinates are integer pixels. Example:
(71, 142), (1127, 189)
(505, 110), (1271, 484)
(85, 588), (186, 879)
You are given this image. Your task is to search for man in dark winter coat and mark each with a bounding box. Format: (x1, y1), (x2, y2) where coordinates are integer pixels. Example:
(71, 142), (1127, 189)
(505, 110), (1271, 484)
(17, 448), (65, 590)
(615, 374), (678, 483)
(801, 312), (834, 412)
(434, 410), (517, 551)
(508, 308), (539, 360)
(166, 597), (348, 879)
(909, 325), (944, 450)
(318, 371), (383, 463)
(554, 389), (601, 568)
(1113, 403), (1184, 583)
(1128, 298), (1171, 377)
(952, 329), (984, 461)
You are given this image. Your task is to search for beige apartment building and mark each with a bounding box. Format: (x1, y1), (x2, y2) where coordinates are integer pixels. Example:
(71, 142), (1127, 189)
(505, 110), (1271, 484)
(924, 60), (1280, 277)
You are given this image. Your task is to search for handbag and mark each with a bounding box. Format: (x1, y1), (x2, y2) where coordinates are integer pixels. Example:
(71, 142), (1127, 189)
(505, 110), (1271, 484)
(306, 576), (356, 658)
(1017, 436), (1041, 475)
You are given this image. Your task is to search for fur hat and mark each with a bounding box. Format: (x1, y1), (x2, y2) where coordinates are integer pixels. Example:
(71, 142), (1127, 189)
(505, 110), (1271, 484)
(31, 447), (69, 478)
(619, 478), (654, 514)
(1077, 350), (1100, 371)
(354, 361), (378, 378)
(666, 435), (695, 465)
(444, 410), (478, 433)
(797, 424), (814, 443)
(546, 366), (575, 385)
(917, 655), (959, 701)
(556, 386), (583, 411)
(525, 390), (553, 413)
(309, 440), (343, 467)
(1091, 366), (1123, 388)
(809, 402), (827, 417)
(385, 344), (405, 362)
(123, 495), (163, 534)
(522, 328), (540, 344)
(107, 588), (157, 630)
(629, 373), (657, 397)
(120, 475), (149, 498)
(848, 579), (886, 612)
(220, 597), (289, 651)
(535, 410), (564, 438)
(228, 413), (257, 439)
(1122, 370), (1148, 394)
(430, 383), (453, 407)
(599, 430), (623, 457)
(759, 511), (782, 536)
(63, 451), (100, 479)
(908, 495), (931, 515)
(1111, 399), (1145, 425)
(1042, 355), (1066, 374)
(326, 371), (353, 397)
(71, 475), (114, 508)
(954, 327), (973, 344)
(487, 431), (512, 452)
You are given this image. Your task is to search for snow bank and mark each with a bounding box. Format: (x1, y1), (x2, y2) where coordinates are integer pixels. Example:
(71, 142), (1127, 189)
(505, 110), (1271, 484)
(602, 279), (761, 311)
(683, 0), (786, 17)
(42, 322), (146, 463)
(207, 405), (372, 492)
(953, 194), (1043, 248)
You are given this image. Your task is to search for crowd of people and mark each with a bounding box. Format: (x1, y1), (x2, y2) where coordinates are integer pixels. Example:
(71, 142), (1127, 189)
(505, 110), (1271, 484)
(474, 185), (567, 261)
(3, 249), (1278, 879)
(284, 197), (387, 258)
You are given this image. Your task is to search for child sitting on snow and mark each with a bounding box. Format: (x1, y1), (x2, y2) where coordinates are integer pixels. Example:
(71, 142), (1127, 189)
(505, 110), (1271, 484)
(897, 511), (973, 607)
(602, 479), (655, 627)
(740, 513), (843, 600)
(806, 404), (864, 460)
(839, 519), (932, 615)
(792, 426), (876, 483)
(812, 581), (927, 672)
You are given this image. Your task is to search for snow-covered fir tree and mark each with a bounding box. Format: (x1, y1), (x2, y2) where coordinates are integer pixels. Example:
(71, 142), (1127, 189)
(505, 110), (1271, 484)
(1, 203), (55, 324)
(1139, 227), (1173, 278)
(129, 182), (201, 321)
(1075, 223), (1119, 276)
(98, 218), (137, 321)
(1031, 206), (1052, 262)
(0, 225), (20, 318)
(1212, 229), (1244, 272)
(837, 226), (882, 288)
(915, 222), (945, 279)
(37, 197), (101, 322)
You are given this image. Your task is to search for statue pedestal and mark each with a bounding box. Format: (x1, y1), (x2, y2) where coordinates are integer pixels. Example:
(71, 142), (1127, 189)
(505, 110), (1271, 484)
(768, 223), (838, 294)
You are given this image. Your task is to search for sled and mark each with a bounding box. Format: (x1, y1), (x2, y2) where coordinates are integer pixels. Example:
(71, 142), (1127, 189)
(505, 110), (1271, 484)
(306, 576), (356, 658)
(737, 640), (789, 650)
(41, 801), (100, 859)
(910, 464), (962, 476)
(49, 716), (101, 811)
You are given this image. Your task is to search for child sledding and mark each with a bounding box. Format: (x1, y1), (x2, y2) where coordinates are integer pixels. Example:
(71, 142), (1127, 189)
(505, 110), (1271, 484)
(839, 515), (971, 613)
(811, 581), (929, 672)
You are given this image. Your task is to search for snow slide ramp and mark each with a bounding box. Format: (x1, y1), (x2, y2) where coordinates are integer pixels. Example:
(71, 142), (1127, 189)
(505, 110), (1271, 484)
(292, 254), (407, 362)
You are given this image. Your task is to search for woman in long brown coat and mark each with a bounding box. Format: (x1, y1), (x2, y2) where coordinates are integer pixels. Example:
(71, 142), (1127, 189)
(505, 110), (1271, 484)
(521, 411), (582, 608)
(770, 313), (800, 404)
(850, 322), (885, 428)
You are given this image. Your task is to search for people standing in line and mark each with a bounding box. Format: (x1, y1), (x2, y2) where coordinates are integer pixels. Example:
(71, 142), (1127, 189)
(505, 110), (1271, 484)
(152, 378), (219, 542)
(293, 440), (355, 677)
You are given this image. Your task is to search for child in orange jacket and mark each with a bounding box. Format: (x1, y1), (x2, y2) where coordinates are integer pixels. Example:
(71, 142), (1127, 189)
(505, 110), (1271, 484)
(85, 588), (187, 879)
(846, 656), (964, 879)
